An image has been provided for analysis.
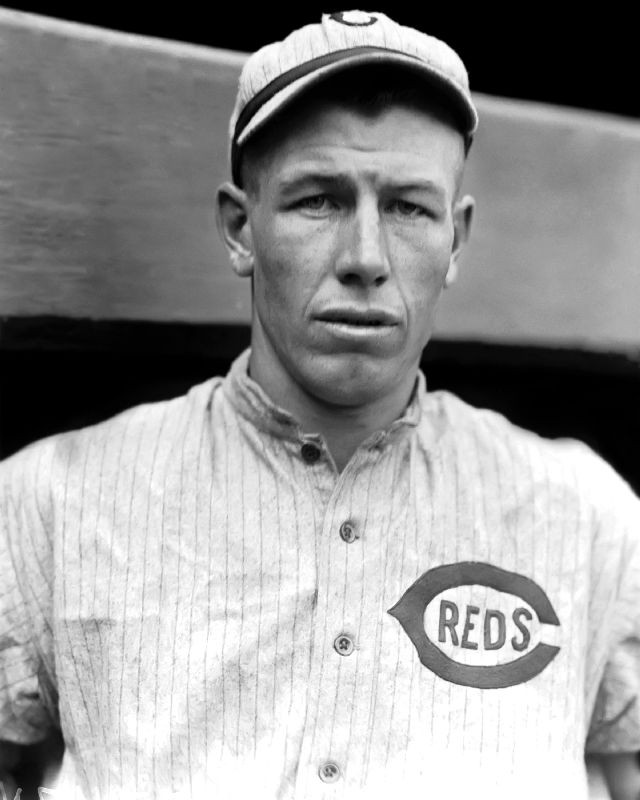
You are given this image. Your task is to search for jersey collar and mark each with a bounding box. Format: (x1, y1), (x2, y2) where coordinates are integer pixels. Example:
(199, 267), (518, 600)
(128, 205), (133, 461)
(222, 348), (426, 447)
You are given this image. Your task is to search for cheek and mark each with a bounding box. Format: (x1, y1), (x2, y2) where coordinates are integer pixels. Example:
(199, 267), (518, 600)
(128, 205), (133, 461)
(251, 217), (331, 309)
(397, 229), (453, 299)
(393, 230), (453, 346)
(251, 218), (294, 284)
(251, 236), (313, 329)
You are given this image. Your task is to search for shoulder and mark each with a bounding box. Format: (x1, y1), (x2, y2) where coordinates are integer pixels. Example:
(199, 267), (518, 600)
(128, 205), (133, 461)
(0, 375), (224, 504)
(426, 389), (639, 522)
(429, 388), (613, 470)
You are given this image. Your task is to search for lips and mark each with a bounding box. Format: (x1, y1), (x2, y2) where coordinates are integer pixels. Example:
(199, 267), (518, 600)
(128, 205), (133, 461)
(314, 307), (400, 327)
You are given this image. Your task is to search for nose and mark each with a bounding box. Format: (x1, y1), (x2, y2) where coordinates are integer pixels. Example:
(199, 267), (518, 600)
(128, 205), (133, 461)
(334, 199), (391, 287)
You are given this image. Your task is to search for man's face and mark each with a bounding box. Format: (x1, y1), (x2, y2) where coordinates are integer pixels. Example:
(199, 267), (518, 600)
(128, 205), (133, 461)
(222, 98), (472, 408)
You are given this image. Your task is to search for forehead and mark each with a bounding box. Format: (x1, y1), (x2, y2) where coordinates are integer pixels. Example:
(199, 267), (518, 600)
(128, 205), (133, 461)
(248, 99), (465, 193)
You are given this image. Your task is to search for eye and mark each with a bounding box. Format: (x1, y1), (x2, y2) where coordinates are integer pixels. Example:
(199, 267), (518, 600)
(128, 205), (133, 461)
(388, 199), (428, 218)
(295, 194), (335, 212)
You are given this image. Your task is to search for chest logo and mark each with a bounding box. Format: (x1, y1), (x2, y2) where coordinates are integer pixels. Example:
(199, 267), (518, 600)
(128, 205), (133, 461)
(388, 562), (561, 689)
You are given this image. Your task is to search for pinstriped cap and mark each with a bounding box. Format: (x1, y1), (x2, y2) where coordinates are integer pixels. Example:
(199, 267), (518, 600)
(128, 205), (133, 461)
(229, 10), (478, 184)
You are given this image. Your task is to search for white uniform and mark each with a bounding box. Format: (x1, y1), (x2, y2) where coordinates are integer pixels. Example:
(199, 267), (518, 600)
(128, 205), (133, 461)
(1, 349), (639, 799)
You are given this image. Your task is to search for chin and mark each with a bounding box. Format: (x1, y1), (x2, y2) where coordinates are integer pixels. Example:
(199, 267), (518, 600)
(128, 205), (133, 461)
(297, 352), (401, 408)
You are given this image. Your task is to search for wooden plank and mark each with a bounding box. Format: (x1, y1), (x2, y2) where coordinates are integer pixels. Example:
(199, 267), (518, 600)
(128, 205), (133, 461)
(1, 9), (639, 351)
(0, 9), (249, 323)
(445, 98), (640, 350)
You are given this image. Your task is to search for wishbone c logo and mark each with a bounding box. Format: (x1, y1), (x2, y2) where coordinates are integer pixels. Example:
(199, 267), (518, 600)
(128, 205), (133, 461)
(388, 562), (561, 689)
(329, 11), (378, 26)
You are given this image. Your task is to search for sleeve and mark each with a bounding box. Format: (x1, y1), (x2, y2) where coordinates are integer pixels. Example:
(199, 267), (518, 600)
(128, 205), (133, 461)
(0, 444), (57, 744)
(585, 455), (640, 754)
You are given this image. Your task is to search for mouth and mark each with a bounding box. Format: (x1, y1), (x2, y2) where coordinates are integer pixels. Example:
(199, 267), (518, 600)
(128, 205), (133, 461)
(314, 308), (400, 328)
(312, 308), (401, 348)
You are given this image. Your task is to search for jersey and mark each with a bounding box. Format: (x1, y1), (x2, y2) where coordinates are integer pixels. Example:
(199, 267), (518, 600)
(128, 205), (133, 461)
(1, 348), (640, 800)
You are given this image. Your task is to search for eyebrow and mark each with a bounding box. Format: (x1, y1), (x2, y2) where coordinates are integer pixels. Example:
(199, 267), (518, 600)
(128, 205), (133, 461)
(277, 170), (446, 200)
(277, 172), (349, 196)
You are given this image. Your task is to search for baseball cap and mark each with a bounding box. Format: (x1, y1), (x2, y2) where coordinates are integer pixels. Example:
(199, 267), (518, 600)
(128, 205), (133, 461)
(229, 10), (478, 185)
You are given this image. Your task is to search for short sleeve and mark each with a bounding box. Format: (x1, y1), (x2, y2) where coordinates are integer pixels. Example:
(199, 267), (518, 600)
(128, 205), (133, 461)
(586, 458), (640, 753)
(0, 444), (57, 744)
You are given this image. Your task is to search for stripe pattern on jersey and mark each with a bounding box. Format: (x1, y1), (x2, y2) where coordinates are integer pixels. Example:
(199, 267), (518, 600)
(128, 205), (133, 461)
(1, 349), (640, 799)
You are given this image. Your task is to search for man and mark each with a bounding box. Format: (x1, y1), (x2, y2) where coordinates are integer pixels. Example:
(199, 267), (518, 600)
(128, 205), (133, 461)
(1, 10), (640, 800)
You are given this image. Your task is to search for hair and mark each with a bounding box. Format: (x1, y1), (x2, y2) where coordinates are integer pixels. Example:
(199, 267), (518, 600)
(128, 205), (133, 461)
(236, 64), (472, 197)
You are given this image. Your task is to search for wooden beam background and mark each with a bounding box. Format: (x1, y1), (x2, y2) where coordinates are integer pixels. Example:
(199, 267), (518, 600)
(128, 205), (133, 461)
(1, 8), (639, 351)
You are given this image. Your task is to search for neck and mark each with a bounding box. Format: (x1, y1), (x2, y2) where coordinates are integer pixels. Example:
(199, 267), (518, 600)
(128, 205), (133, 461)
(248, 338), (418, 472)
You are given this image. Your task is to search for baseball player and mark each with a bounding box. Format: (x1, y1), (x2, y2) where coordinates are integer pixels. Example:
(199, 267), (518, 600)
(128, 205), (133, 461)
(2, 10), (640, 800)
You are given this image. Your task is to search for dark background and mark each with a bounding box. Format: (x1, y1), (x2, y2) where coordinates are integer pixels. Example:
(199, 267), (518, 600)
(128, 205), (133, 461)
(4, 2), (640, 119)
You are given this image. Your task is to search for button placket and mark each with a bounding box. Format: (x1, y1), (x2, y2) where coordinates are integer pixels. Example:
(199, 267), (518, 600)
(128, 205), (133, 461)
(294, 476), (362, 795)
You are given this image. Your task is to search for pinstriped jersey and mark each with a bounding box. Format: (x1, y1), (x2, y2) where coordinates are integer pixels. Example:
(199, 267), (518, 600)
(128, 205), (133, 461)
(1, 348), (640, 799)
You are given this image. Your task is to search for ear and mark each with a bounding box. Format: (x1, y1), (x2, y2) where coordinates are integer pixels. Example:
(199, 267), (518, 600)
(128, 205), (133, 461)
(215, 181), (255, 277)
(445, 194), (474, 288)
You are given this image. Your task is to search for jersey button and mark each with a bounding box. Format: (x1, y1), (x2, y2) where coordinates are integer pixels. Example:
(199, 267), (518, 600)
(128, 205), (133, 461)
(301, 442), (321, 464)
(318, 762), (341, 783)
(334, 634), (355, 656)
(339, 521), (358, 543)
